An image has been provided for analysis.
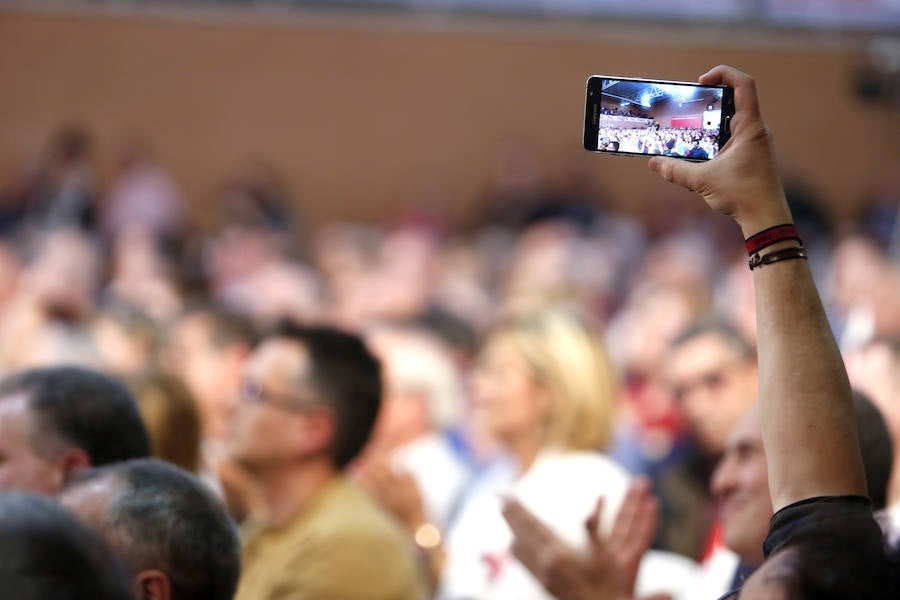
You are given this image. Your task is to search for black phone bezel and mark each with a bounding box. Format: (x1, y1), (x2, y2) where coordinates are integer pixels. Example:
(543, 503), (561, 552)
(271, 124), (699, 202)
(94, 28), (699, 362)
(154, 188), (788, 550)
(583, 75), (735, 161)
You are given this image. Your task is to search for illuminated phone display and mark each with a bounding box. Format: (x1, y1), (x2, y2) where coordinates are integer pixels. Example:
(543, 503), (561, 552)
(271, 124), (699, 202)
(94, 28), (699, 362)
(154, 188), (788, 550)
(584, 76), (734, 161)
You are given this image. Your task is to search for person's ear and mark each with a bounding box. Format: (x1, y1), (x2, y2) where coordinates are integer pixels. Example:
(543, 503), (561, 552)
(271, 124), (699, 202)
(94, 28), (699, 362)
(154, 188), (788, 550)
(134, 569), (172, 600)
(296, 407), (336, 457)
(56, 447), (91, 488)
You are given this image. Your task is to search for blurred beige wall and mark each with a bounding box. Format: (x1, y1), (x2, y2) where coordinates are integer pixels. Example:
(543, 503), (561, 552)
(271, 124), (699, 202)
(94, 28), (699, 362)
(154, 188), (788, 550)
(0, 7), (895, 228)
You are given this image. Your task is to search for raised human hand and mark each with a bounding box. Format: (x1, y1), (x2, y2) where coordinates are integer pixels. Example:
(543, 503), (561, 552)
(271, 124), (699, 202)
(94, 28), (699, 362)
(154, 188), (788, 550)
(648, 65), (792, 237)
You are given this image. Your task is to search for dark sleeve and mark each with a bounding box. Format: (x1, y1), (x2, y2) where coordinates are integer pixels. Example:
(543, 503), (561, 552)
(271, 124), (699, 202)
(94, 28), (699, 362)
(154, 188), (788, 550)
(762, 495), (873, 559)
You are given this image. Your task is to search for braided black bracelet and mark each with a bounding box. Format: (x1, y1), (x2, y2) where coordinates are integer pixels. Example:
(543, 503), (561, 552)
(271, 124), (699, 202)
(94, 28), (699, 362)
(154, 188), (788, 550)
(748, 246), (807, 270)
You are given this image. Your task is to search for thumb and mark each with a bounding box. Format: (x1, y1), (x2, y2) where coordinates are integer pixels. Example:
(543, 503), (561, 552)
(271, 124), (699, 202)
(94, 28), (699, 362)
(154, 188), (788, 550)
(648, 156), (705, 193)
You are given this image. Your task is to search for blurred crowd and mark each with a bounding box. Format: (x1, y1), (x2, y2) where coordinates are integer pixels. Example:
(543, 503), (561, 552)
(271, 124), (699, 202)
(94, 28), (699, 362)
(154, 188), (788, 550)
(0, 122), (898, 599)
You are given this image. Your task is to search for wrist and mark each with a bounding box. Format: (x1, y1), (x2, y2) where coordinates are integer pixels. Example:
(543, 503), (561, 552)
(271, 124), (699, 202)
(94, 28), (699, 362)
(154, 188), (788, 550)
(734, 193), (793, 239)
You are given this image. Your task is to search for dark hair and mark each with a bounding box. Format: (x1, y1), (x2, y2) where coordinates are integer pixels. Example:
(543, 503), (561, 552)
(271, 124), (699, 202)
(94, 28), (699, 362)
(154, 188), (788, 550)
(273, 322), (381, 469)
(68, 459), (241, 600)
(0, 366), (151, 464)
(670, 318), (756, 361)
(853, 389), (894, 510)
(0, 492), (132, 599)
(773, 505), (900, 599)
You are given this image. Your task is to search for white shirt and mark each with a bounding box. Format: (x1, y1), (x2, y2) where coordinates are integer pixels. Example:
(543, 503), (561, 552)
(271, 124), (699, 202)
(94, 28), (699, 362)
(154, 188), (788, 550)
(439, 449), (630, 600)
(391, 432), (471, 528)
(681, 545), (741, 600)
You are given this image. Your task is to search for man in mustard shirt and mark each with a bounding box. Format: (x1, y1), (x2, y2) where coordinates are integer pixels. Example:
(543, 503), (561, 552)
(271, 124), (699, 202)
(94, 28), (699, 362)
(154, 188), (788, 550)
(229, 322), (422, 600)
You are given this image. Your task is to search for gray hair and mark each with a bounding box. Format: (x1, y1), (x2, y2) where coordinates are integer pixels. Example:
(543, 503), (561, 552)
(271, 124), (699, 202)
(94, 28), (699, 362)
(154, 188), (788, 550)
(67, 458), (241, 600)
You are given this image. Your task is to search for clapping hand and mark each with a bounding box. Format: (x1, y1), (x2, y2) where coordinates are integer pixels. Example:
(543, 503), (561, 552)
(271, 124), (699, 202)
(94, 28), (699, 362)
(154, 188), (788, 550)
(502, 477), (669, 600)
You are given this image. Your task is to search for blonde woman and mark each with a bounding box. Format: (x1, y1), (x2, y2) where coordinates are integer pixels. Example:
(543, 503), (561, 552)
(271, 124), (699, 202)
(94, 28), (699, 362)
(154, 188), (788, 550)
(438, 307), (630, 599)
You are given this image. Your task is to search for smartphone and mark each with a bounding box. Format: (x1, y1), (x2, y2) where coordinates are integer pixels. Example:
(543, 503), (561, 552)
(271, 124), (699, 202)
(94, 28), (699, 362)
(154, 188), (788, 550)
(583, 75), (734, 161)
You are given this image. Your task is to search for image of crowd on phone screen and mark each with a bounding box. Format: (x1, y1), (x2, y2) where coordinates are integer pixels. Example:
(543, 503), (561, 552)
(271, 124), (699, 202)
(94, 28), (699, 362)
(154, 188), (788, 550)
(597, 127), (719, 158)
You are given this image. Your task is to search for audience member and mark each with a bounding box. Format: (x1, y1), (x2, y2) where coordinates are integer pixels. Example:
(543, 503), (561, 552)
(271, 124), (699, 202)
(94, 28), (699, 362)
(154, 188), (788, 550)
(656, 319), (758, 559)
(848, 336), (900, 528)
(0, 366), (150, 493)
(357, 324), (470, 528)
(91, 302), (159, 378)
(0, 492), (132, 599)
(227, 323), (421, 600)
(21, 124), (97, 230)
(691, 390), (893, 597)
(355, 324), (472, 594)
(60, 458), (241, 600)
(162, 305), (259, 514)
(440, 308), (694, 599)
(101, 139), (185, 241)
(163, 305), (256, 446)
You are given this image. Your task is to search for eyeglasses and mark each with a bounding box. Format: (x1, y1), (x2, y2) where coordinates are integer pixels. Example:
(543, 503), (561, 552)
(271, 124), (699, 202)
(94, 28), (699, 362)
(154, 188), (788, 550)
(239, 378), (320, 413)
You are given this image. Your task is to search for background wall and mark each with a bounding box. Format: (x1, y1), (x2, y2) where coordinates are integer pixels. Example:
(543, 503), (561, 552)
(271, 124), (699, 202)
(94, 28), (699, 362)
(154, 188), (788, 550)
(0, 7), (895, 229)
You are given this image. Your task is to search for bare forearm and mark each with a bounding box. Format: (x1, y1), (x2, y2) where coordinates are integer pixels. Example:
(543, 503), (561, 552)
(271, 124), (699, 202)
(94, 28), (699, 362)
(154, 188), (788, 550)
(648, 65), (869, 512)
(746, 228), (866, 511)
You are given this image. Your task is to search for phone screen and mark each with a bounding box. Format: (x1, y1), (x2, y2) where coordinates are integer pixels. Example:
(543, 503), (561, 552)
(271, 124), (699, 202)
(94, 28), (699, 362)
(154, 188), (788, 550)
(583, 76), (734, 160)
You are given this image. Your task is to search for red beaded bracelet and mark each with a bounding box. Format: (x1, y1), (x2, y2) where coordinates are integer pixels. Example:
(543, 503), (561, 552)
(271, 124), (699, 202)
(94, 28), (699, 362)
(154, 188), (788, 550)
(744, 224), (802, 256)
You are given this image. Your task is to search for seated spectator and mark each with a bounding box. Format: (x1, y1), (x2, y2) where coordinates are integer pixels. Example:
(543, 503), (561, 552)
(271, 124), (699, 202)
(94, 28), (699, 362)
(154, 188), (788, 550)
(439, 308), (696, 599)
(355, 324), (472, 593)
(91, 302), (159, 378)
(847, 336), (900, 535)
(59, 458), (241, 600)
(162, 305), (255, 447)
(0, 492), (132, 599)
(162, 305), (259, 516)
(357, 324), (470, 526)
(687, 139), (709, 160)
(100, 139), (185, 241)
(227, 323), (421, 600)
(657, 319), (758, 560)
(20, 124), (97, 230)
(690, 390), (893, 597)
(0, 366), (150, 493)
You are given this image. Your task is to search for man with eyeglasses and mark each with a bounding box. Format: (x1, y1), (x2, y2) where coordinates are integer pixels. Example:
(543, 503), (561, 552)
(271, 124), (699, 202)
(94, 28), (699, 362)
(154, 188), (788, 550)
(228, 322), (421, 600)
(655, 319), (759, 561)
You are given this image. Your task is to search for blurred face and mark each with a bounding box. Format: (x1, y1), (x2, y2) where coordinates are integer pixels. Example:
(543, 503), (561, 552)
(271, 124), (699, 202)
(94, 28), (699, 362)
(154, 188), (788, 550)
(472, 335), (551, 447)
(0, 395), (64, 493)
(711, 406), (770, 565)
(227, 338), (327, 472)
(666, 333), (757, 454)
(164, 315), (241, 440)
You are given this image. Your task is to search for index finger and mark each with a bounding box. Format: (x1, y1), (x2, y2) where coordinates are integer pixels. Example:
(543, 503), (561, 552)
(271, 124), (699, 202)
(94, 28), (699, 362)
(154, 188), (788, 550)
(502, 497), (556, 548)
(698, 65), (761, 120)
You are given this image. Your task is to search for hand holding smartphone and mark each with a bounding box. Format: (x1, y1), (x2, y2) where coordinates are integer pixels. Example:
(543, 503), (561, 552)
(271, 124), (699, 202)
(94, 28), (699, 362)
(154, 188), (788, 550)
(583, 75), (734, 161)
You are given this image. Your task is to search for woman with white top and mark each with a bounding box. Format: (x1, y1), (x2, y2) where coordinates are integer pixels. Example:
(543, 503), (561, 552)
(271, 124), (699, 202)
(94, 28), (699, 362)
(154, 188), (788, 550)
(438, 307), (630, 600)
